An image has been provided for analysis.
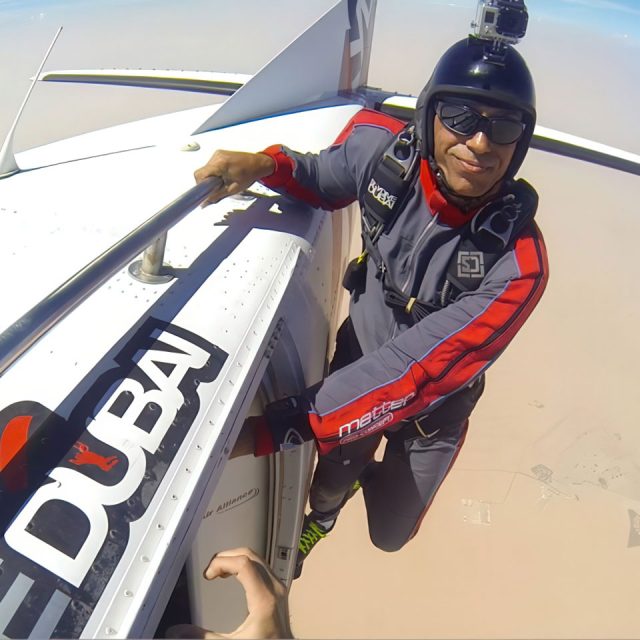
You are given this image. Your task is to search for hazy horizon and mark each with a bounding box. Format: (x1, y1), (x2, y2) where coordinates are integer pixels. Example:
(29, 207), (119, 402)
(1, 0), (639, 154)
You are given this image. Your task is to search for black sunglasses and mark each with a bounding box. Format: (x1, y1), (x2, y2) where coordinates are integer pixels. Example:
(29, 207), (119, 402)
(436, 101), (526, 145)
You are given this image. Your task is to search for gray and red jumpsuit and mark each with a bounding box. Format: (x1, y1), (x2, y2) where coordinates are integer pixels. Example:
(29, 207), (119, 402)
(256, 109), (549, 551)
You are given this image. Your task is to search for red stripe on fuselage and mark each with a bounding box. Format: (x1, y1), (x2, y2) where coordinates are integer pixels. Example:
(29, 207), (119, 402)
(0, 415), (32, 471)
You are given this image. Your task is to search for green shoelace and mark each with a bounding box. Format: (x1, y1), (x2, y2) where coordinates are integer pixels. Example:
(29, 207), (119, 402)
(298, 521), (328, 554)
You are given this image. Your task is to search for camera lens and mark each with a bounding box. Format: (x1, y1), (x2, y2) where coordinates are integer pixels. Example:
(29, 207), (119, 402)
(496, 7), (528, 38)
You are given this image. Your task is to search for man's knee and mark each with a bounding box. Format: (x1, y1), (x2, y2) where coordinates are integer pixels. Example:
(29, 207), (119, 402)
(368, 527), (412, 552)
(367, 515), (418, 552)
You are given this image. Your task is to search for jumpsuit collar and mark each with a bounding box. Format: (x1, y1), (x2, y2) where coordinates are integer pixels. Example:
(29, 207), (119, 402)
(419, 159), (475, 228)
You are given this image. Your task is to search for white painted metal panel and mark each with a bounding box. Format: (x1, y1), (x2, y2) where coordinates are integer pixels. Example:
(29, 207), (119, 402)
(0, 102), (361, 638)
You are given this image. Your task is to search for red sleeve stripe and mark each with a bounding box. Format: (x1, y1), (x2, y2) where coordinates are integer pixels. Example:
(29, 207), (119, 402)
(409, 240), (548, 417)
(415, 228), (548, 397)
(332, 108), (405, 146)
(260, 144), (353, 211)
(259, 109), (404, 212)
(260, 144), (295, 184)
(310, 227), (548, 452)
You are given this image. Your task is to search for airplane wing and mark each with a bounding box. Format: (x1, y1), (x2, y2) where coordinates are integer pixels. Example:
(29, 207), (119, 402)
(0, 1), (368, 637)
(378, 95), (640, 176)
(0, 89), (361, 640)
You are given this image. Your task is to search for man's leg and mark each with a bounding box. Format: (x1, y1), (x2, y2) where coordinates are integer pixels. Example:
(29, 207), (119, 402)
(296, 432), (382, 578)
(363, 419), (468, 552)
(296, 317), (368, 576)
(309, 432), (383, 519)
(308, 315), (366, 519)
(327, 316), (362, 374)
(363, 377), (485, 552)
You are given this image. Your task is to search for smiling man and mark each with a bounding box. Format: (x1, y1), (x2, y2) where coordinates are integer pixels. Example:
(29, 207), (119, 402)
(195, 35), (548, 578)
(433, 100), (524, 198)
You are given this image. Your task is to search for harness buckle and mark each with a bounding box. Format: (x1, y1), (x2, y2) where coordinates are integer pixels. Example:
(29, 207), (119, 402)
(413, 418), (440, 439)
(405, 297), (416, 314)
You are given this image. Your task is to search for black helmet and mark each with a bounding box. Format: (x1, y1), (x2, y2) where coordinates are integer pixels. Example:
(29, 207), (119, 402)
(416, 36), (536, 181)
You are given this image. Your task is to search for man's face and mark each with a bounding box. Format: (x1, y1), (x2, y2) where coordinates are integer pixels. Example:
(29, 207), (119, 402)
(433, 101), (522, 199)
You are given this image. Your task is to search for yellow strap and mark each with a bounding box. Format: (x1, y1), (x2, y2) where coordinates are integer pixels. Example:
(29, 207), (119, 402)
(356, 251), (367, 264)
(405, 297), (416, 314)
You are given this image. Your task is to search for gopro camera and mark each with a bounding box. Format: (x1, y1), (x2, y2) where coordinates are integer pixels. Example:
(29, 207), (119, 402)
(471, 0), (528, 46)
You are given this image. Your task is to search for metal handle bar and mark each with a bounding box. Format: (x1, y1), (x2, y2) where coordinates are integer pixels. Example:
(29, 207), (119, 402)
(0, 175), (222, 376)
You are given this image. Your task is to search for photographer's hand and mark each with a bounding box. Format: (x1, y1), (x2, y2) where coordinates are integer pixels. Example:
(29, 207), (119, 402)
(166, 548), (293, 639)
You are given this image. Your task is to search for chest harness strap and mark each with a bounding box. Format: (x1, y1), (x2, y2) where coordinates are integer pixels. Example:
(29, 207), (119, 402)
(343, 126), (539, 322)
(342, 124), (420, 295)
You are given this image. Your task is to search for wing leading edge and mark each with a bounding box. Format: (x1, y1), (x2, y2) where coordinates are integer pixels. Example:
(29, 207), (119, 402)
(378, 96), (640, 177)
(39, 69), (252, 96)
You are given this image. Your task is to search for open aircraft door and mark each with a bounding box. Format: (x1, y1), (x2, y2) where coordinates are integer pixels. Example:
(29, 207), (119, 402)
(184, 324), (315, 632)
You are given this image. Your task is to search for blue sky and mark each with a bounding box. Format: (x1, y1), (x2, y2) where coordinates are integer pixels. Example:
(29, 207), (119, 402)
(1, 0), (639, 46)
(1, 0), (639, 38)
(536, 0), (640, 39)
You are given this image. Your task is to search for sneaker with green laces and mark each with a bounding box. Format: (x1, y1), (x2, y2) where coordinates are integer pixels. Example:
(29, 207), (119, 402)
(294, 513), (331, 579)
(348, 478), (362, 497)
(294, 479), (363, 579)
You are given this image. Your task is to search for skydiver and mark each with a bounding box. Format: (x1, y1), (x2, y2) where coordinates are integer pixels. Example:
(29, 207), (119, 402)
(195, 36), (548, 579)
